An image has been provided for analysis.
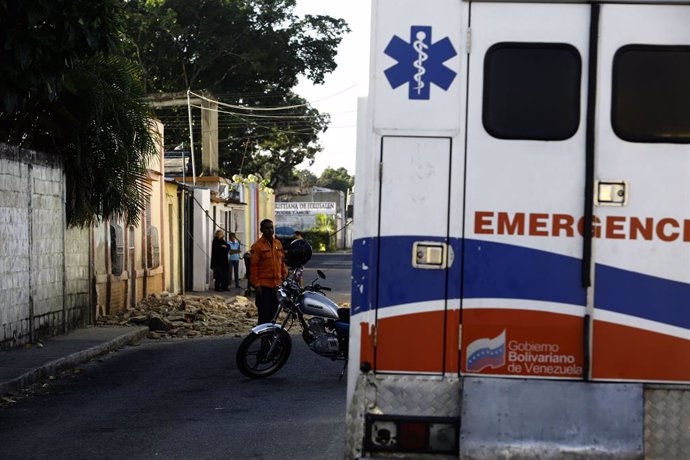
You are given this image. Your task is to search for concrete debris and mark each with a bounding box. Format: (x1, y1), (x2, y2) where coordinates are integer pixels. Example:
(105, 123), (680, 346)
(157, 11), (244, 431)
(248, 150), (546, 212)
(96, 293), (259, 338)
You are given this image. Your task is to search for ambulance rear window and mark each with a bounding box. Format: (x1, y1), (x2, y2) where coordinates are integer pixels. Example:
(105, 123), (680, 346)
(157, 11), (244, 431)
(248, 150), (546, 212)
(612, 45), (690, 143)
(483, 43), (581, 141)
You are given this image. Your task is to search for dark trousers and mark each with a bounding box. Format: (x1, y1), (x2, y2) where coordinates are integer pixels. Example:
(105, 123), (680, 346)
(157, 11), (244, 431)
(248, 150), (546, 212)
(229, 260), (240, 287)
(214, 266), (229, 291)
(256, 287), (278, 324)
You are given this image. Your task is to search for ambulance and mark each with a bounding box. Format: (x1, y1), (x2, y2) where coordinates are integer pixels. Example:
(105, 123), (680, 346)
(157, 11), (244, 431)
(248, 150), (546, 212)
(345, 0), (690, 457)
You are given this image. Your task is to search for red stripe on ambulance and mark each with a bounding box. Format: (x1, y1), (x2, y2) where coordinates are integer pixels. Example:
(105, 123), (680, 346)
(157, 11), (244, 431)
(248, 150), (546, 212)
(375, 311), (447, 373)
(593, 320), (690, 381)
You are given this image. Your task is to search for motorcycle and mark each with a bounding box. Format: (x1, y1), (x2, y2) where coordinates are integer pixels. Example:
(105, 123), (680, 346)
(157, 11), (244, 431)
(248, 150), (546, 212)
(235, 268), (350, 379)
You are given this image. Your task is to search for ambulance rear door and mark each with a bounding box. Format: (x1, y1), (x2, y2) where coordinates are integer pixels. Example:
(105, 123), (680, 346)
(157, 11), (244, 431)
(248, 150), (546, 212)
(370, 0), (464, 374)
(461, 1), (590, 378)
(591, 3), (690, 382)
(375, 136), (452, 374)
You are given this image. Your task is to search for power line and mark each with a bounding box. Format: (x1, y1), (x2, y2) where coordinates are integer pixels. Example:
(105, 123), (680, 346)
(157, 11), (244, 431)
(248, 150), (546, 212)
(189, 90), (311, 112)
(189, 103), (327, 120)
(189, 84), (358, 112)
(156, 86), (357, 151)
(311, 84), (358, 102)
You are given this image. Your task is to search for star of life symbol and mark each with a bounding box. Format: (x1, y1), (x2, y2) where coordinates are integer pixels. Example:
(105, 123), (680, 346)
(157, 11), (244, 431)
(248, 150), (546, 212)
(384, 26), (457, 100)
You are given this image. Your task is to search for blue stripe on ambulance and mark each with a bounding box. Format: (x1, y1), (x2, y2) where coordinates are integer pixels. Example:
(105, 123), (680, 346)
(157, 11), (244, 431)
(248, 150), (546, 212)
(352, 236), (690, 331)
(595, 264), (690, 330)
(462, 239), (586, 306)
(351, 236), (460, 314)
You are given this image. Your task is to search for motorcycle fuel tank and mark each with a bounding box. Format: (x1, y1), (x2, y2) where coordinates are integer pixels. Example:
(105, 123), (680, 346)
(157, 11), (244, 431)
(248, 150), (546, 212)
(299, 291), (340, 319)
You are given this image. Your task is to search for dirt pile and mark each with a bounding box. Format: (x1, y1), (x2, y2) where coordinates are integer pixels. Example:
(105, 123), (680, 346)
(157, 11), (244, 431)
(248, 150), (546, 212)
(96, 293), (258, 338)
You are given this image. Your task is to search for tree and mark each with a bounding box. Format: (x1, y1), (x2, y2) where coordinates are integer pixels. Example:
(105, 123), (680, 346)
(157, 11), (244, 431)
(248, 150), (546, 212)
(298, 169), (318, 188)
(244, 109), (329, 187)
(287, 168), (318, 188)
(60, 56), (159, 226)
(0, 0), (158, 226)
(317, 167), (354, 194)
(122, 0), (349, 187)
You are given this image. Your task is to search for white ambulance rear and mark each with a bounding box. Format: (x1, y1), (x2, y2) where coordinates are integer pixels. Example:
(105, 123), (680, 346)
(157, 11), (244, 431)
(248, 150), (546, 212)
(347, 0), (690, 457)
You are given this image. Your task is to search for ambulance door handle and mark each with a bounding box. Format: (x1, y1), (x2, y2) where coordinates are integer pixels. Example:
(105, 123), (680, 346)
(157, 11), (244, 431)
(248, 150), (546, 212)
(595, 180), (628, 206)
(412, 241), (453, 269)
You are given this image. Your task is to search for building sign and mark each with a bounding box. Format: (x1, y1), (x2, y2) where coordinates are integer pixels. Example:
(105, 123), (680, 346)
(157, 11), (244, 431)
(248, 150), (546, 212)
(275, 202), (336, 216)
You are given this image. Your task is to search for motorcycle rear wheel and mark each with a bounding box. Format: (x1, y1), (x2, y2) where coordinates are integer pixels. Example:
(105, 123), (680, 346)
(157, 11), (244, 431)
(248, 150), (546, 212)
(236, 329), (292, 378)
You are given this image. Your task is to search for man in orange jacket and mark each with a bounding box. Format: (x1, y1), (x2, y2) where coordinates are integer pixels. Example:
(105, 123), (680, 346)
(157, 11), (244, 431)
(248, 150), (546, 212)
(250, 219), (288, 324)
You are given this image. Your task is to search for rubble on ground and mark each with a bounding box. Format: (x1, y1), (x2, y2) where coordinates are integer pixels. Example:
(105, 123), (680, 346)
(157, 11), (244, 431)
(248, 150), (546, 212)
(96, 292), (259, 338)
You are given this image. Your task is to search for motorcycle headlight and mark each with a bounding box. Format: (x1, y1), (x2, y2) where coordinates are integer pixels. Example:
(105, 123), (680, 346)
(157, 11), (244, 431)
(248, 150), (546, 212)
(284, 279), (299, 291)
(277, 288), (288, 302)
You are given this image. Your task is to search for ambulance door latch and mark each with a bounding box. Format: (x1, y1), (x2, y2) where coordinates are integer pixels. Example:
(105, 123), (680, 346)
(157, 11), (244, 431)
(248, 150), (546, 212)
(595, 180), (628, 206)
(412, 241), (451, 269)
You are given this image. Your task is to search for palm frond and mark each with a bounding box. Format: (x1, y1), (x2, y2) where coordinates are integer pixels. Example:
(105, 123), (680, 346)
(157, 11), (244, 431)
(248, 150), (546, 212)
(62, 54), (158, 227)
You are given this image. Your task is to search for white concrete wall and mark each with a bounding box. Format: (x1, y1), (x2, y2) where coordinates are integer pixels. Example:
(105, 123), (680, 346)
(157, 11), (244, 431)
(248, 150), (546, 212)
(30, 162), (65, 335)
(0, 149), (31, 348)
(0, 144), (90, 349)
(192, 188), (211, 291)
(64, 226), (90, 325)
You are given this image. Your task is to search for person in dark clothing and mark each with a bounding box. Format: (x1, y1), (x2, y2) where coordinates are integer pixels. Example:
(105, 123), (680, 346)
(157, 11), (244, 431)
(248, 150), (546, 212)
(242, 251), (253, 296)
(210, 229), (230, 291)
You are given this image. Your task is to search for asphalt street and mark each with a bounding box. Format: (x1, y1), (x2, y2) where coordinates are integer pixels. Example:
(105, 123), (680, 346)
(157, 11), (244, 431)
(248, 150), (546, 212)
(1, 337), (347, 459)
(303, 251), (352, 305)
(0, 251), (353, 460)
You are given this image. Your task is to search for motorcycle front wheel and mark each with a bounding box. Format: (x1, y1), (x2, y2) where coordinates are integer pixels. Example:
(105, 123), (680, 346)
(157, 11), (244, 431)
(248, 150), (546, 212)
(235, 328), (292, 378)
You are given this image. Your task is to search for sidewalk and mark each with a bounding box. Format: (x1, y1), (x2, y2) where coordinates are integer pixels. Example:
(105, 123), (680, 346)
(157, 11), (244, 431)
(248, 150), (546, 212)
(0, 325), (148, 396)
(193, 284), (251, 298)
(0, 287), (253, 397)
(0, 280), (316, 397)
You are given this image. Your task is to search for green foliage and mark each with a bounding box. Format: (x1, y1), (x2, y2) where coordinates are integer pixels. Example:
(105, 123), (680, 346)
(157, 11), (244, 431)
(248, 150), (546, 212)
(307, 213), (335, 251)
(313, 213), (336, 233)
(290, 169), (318, 188)
(122, 0), (350, 187)
(0, 0), (158, 226)
(62, 56), (159, 226)
(0, 0), (348, 224)
(246, 108), (329, 188)
(301, 230), (334, 252)
(317, 167), (354, 194)
(124, 0), (347, 93)
(0, 0), (124, 116)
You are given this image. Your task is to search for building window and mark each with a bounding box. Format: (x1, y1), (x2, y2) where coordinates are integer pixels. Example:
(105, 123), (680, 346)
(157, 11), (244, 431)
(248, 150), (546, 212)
(147, 226), (160, 269)
(110, 223), (124, 276)
(612, 45), (690, 143)
(128, 225), (135, 271)
(483, 42), (581, 140)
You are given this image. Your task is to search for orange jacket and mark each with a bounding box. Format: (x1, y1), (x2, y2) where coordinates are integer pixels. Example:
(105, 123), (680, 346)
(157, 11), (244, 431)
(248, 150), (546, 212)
(250, 237), (288, 288)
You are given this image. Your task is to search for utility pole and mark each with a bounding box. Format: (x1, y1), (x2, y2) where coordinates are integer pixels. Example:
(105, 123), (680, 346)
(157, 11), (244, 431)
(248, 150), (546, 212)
(145, 90), (220, 293)
(145, 90), (219, 175)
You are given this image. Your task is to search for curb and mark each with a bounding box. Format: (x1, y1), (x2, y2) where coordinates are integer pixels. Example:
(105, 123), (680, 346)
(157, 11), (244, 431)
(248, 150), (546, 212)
(0, 327), (149, 396)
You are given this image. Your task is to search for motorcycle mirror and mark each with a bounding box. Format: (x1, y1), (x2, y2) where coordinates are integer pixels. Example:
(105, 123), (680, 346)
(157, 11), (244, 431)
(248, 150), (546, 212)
(317, 269), (326, 279)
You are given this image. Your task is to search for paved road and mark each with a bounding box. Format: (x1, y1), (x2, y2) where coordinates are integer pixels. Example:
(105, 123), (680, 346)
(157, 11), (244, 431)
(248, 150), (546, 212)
(0, 252), (353, 460)
(0, 338), (347, 459)
(304, 251), (352, 305)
